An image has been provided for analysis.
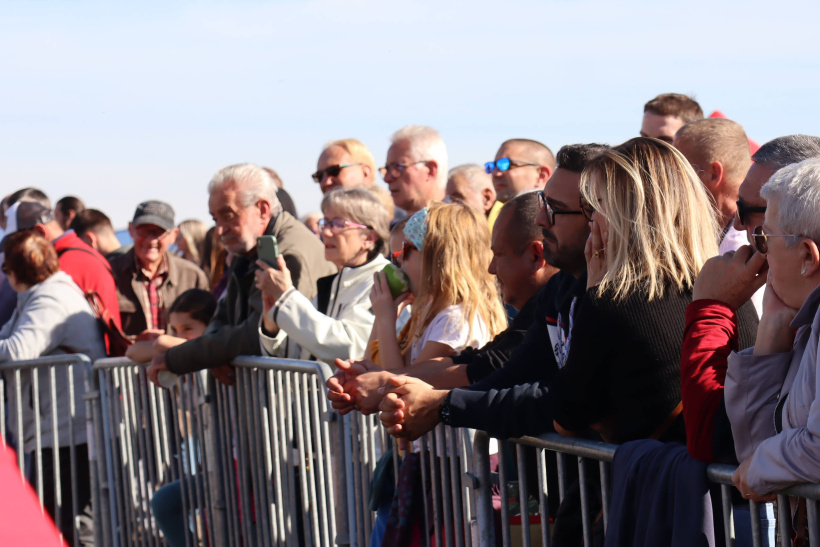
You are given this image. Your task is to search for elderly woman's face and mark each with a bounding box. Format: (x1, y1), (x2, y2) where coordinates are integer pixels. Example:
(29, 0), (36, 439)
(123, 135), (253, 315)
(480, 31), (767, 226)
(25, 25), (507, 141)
(320, 204), (373, 269)
(761, 200), (806, 310)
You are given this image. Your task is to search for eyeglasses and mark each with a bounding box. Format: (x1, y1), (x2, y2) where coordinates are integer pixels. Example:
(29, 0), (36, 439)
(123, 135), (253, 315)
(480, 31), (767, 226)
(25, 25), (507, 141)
(751, 225), (799, 254)
(1, 263), (7, 274)
(391, 250), (402, 266)
(538, 191), (584, 225)
(735, 200), (767, 227)
(318, 217), (372, 232)
(484, 158), (541, 174)
(134, 225), (173, 241)
(311, 163), (363, 183)
(402, 240), (417, 261)
(378, 161), (428, 180)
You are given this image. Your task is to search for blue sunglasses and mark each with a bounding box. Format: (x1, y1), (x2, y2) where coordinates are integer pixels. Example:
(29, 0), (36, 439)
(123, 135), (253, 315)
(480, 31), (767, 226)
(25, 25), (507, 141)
(484, 157), (541, 174)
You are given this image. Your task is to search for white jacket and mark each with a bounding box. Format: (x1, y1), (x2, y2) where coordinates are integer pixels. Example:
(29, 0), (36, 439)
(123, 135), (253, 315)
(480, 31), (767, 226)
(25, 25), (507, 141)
(259, 255), (389, 362)
(0, 271), (105, 452)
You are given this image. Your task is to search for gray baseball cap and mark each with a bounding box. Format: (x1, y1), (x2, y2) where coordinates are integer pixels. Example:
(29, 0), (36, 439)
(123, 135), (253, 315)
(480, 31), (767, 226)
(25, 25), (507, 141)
(132, 200), (175, 231)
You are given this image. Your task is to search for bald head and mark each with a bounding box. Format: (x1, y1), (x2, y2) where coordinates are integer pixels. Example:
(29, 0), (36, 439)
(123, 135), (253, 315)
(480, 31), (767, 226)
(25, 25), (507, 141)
(674, 118), (752, 189)
(446, 164), (495, 215)
(499, 139), (556, 171)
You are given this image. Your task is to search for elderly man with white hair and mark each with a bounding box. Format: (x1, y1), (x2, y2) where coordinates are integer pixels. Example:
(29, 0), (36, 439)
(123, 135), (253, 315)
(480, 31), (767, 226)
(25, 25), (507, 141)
(723, 157), (820, 501)
(380, 125), (448, 215)
(148, 163), (335, 386)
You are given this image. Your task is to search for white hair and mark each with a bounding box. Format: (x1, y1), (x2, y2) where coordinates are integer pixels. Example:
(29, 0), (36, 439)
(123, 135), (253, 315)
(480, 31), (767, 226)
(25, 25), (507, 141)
(208, 163), (282, 216)
(761, 157), (820, 244)
(448, 163), (493, 193)
(390, 125), (448, 188)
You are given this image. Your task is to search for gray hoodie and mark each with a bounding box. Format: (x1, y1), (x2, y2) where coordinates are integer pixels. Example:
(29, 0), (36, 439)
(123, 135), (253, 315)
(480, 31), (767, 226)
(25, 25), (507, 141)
(0, 271), (105, 452)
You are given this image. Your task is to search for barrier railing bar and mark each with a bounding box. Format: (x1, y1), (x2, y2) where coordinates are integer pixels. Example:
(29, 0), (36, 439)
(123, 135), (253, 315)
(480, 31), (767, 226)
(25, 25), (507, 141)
(33, 368), (44, 504)
(599, 460), (610, 534)
(14, 369), (24, 475)
(448, 427), (465, 547)
(516, 444), (532, 547)
(420, 434), (433, 547)
(497, 440), (511, 547)
(47, 367), (63, 540)
(556, 452), (567, 505)
(808, 499), (819, 547)
(578, 457), (593, 547)
(535, 447), (551, 547)
(310, 373), (334, 547)
(267, 369), (286, 544)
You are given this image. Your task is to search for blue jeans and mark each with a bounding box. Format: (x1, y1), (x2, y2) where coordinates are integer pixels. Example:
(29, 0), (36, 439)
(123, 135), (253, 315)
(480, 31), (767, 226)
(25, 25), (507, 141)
(152, 478), (202, 547)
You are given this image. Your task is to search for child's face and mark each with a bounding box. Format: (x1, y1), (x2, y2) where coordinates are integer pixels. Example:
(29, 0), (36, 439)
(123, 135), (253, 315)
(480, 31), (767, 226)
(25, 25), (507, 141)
(168, 311), (207, 341)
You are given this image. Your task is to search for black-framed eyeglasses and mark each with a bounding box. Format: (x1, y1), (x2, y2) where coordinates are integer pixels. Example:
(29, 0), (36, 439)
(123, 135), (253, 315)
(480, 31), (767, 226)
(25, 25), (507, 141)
(317, 218), (372, 232)
(538, 191), (584, 225)
(311, 163), (363, 183)
(402, 240), (417, 261)
(484, 158), (540, 174)
(751, 225), (799, 254)
(735, 200), (767, 227)
(378, 161), (428, 180)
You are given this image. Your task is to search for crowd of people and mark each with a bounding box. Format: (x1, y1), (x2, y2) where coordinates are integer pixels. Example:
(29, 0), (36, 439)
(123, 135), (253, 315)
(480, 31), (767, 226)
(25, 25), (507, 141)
(2, 91), (820, 545)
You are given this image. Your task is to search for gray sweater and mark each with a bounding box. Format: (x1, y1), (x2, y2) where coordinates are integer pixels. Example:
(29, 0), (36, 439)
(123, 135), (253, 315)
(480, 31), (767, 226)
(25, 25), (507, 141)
(0, 271), (106, 452)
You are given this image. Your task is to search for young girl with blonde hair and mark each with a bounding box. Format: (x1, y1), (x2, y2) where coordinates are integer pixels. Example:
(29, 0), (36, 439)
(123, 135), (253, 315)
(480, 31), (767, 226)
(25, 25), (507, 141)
(371, 202), (506, 370)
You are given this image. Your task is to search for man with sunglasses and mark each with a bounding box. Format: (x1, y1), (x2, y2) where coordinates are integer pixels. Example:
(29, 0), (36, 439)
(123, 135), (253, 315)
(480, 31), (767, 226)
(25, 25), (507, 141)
(380, 125), (447, 215)
(312, 138), (377, 195)
(109, 200), (209, 337)
(679, 134), (820, 464)
(486, 139), (554, 205)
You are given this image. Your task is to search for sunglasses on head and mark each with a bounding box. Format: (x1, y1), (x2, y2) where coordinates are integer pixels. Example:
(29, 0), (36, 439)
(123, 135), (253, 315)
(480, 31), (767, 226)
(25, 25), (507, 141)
(311, 163), (363, 183)
(484, 157), (540, 174)
(735, 200), (767, 227)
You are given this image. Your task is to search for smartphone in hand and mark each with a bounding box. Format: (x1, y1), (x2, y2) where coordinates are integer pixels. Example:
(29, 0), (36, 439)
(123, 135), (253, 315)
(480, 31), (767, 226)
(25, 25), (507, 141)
(257, 235), (280, 267)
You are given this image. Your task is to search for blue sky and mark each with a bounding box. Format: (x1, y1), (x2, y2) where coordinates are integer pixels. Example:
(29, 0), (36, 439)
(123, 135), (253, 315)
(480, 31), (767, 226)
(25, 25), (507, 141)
(2, 0), (819, 228)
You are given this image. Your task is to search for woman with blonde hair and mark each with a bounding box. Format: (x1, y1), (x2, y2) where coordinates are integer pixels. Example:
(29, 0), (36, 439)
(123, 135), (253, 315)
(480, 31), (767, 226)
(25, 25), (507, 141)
(370, 201), (507, 370)
(175, 219), (208, 265)
(551, 137), (757, 444)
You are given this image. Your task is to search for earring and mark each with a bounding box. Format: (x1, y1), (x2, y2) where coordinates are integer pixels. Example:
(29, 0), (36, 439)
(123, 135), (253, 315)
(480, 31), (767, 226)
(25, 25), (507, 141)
(801, 267), (808, 276)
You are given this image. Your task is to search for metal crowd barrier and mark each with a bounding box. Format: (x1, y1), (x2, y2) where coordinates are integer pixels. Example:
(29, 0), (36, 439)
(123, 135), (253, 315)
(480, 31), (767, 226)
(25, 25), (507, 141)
(0, 353), (93, 547)
(335, 414), (478, 547)
(89, 355), (338, 546)
(471, 431), (820, 547)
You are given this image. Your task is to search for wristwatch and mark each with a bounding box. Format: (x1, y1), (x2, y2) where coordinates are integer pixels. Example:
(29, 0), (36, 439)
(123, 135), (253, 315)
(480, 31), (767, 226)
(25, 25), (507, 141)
(438, 391), (453, 425)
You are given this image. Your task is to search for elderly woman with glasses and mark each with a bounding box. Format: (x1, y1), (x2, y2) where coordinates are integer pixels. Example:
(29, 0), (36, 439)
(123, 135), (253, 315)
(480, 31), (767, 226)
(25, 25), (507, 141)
(255, 188), (391, 362)
(726, 158), (820, 501)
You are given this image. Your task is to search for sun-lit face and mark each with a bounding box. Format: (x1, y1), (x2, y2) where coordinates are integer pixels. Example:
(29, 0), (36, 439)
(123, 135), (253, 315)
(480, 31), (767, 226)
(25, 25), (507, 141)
(383, 139), (434, 214)
(168, 311), (207, 341)
(488, 212), (534, 310)
(208, 180), (269, 255)
(759, 199), (807, 310)
(316, 145), (369, 194)
(535, 168), (589, 276)
(640, 112), (686, 144)
(492, 142), (543, 202)
(320, 204), (373, 269)
(130, 222), (176, 268)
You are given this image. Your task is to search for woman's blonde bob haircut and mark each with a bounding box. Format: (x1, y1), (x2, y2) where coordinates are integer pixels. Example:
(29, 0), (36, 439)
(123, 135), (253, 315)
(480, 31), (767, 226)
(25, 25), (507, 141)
(580, 137), (719, 301)
(321, 188), (391, 261)
(409, 202), (506, 342)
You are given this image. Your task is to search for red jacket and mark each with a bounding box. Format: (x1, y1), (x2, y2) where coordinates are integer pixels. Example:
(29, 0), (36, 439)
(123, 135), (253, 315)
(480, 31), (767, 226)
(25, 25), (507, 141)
(680, 300), (738, 461)
(53, 231), (122, 331)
